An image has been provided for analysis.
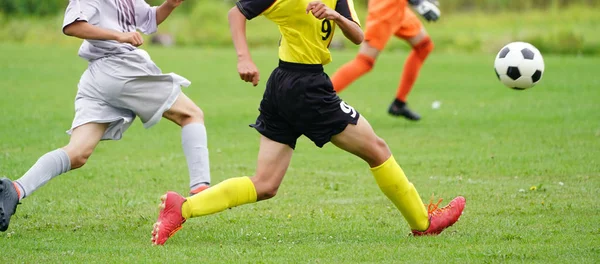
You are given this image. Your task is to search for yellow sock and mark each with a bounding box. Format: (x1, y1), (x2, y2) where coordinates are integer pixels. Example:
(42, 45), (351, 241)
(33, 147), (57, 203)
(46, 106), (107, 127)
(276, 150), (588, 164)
(371, 155), (429, 231)
(181, 177), (257, 219)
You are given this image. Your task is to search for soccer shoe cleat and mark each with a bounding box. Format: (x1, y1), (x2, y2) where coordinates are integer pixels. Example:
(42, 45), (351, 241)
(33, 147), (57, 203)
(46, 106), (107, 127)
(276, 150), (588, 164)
(388, 100), (421, 121)
(152, 191), (187, 245)
(0, 178), (19, 232)
(412, 196), (466, 236)
(189, 185), (209, 196)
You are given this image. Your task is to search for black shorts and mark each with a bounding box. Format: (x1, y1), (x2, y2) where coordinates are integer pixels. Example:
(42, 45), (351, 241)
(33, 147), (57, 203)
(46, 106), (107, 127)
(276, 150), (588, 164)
(250, 60), (360, 149)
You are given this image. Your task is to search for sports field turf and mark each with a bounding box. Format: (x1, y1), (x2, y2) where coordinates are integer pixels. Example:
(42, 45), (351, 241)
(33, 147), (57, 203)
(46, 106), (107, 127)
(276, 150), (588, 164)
(0, 43), (598, 263)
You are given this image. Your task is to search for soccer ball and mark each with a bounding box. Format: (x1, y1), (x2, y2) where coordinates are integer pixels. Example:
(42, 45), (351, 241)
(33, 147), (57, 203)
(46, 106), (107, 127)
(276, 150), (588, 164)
(494, 42), (544, 90)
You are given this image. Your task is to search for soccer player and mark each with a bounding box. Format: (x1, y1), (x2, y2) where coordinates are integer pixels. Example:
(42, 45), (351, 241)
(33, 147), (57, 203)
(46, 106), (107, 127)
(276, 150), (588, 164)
(0, 0), (211, 232)
(330, 0), (441, 121)
(151, 0), (464, 245)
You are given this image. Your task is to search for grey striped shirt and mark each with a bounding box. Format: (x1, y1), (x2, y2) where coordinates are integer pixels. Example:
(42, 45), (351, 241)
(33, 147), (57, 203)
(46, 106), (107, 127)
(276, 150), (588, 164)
(63, 0), (157, 61)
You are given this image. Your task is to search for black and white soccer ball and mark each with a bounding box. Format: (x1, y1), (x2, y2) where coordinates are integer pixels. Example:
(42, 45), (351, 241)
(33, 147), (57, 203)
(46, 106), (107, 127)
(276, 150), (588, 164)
(494, 42), (545, 90)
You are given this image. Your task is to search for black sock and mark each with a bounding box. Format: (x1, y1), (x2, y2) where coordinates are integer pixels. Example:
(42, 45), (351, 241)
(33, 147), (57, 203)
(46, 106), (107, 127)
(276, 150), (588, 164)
(393, 98), (406, 107)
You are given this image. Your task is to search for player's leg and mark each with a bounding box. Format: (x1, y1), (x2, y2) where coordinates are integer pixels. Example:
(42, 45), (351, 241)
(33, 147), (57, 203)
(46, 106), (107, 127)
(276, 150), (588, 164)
(301, 71), (436, 233)
(330, 116), (465, 234)
(162, 92), (204, 126)
(388, 9), (435, 120)
(397, 28), (433, 103)
(16, 122), (108, 198)
(330, 43), (381, 93)
(0, 122), (107, 232)
(151, 136), (294, 245)
(152, 66), (299, 245)
(183, 135), (293, 217)
(330, 0), (405, 93)
(330, 116), (429, 230)
(162, 92), (211, 195)
(101, 49), (209, 195)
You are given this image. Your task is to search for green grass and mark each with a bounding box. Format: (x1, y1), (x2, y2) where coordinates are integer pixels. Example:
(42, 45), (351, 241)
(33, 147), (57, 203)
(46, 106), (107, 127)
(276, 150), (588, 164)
(0, 43), (599, 263)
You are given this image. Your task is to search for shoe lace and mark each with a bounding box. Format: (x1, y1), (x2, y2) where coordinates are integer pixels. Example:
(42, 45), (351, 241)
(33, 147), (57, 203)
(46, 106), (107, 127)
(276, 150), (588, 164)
(425, 194), (445, 216)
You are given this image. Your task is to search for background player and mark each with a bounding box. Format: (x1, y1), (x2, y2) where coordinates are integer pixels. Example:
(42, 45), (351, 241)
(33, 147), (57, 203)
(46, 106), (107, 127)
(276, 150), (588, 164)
(331, 0), (440, 121)
(0, 0), (211, 232)
(152, 0), (464, 245)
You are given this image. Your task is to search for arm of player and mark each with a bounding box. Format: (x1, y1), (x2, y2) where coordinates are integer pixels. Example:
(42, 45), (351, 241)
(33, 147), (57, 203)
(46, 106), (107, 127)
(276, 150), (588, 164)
(332, 12), (363, 45)
(63, 21), (144, 47)
(306, 1), (363, 45)
(228, 6), (260, 86)
(156, 0), (183, 25)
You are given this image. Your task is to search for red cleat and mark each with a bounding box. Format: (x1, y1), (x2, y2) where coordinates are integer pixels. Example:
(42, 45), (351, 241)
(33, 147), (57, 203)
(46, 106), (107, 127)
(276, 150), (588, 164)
(412, 196), (466, 236)
(152, 191), (186, 245)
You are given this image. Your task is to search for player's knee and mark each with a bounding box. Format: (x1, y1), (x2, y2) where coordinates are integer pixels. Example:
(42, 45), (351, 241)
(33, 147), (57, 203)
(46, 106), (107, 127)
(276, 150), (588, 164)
(374, 136), (390, 158)
(261, 185), (279, 200)
(423, 37), (434, 53)
(414, 37), (434, 59)
(65, 148), (93, 169)
(71, 156), (87, 169)
(257, 180), (280, 200)
(357, 54), (376, 72)
(374, 136), (388, 150)
(186, 104), (204, 122)
(367, 136), (391, 167)
(176, 104), (204, 126)
(251, 176), (280, 200)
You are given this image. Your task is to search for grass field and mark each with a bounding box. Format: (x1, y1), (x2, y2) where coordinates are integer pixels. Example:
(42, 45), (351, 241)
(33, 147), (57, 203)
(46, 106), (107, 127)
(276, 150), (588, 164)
(0, 43), (599, 263)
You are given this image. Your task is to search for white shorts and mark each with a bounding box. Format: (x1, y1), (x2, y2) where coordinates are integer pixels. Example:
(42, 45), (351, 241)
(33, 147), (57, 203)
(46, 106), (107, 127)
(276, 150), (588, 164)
(68, 49), (190, 140)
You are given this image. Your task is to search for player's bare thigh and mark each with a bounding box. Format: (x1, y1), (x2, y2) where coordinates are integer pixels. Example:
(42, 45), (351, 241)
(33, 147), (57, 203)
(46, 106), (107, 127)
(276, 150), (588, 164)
(330, 115), (391, 168)
(162, 92), (204, 127)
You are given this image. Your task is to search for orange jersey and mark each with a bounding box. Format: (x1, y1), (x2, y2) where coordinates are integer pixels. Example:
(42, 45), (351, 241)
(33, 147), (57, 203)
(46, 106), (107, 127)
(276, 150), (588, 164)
(364, 0), (423, 50)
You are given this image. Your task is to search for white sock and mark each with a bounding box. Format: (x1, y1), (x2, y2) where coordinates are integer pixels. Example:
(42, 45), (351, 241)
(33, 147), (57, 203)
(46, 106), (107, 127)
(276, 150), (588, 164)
(14, 149), (71, 200)
(181, 123), (211, 190)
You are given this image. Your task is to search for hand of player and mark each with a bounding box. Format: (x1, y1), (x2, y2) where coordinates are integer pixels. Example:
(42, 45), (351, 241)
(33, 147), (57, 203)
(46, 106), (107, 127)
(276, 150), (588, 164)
(116, 32), (144, 47)
(165, 0), (185, 8)
(411, 0), (441, 22)
(237, 59), (260, 86)
(306, 1), (341, 21)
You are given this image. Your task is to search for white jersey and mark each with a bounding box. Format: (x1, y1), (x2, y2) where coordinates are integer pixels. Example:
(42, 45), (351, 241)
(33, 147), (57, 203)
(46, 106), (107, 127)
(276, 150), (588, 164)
(62, 0), (158, 61)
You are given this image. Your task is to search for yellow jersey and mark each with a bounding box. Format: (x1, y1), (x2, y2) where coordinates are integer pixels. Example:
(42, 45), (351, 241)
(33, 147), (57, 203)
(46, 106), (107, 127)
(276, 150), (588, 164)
(236, 0), (360, 65)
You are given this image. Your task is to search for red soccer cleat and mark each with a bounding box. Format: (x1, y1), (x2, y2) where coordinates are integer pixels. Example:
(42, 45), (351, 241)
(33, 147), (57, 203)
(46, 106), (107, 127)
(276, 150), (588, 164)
(412, 196), (466, 236)
(152, 191), (187, 245)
